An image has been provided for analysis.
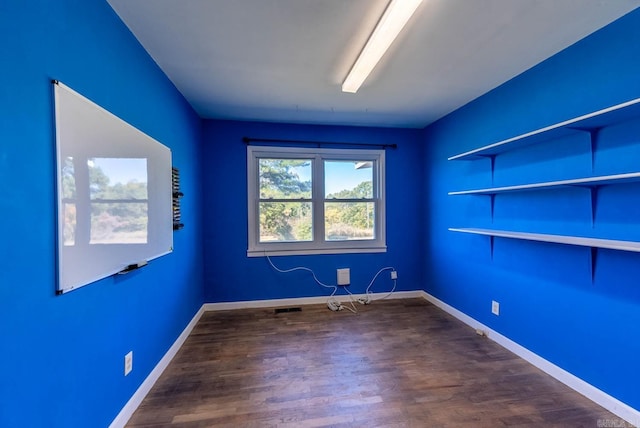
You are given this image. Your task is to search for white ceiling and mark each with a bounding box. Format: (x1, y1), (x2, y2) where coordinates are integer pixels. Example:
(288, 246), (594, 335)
(107, 0), (640, 129)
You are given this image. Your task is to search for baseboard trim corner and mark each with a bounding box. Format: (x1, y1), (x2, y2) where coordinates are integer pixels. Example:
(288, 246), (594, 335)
(418, 290), (639, 427)
(109, 305), (206, 428)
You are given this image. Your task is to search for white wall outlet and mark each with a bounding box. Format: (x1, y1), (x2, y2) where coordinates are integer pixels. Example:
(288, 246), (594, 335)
(390, 270), (398, 280)
(124, 351), (133, 376)
(337, 268), (350, 285)
(491, 300), (500, 316)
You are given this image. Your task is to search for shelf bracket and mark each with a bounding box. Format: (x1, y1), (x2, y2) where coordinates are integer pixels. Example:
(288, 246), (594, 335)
(478, 154), (497, 183)
(590, 247), (598, 281)
(490, 235), (495, 260)
(489, 155), (496, 184)
(588, 128), (601, 173)
(570, 126), (601, 172)
(589, 186), (598, 228)
(569, 184), (598, 227)
(490, 194), (496, 223)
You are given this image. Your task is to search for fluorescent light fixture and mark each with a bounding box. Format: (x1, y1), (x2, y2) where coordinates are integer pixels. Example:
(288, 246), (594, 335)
(342, 0), (423, 93)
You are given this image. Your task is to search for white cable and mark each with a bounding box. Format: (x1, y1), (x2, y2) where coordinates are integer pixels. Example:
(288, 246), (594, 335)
(266, 254), (343, 311)
(266, 253), (396, 311)
(375, 279), (397, 301)
(341, 286), (359, 314)
(266, 253), (335, 288)
(363, 266), (396, 304)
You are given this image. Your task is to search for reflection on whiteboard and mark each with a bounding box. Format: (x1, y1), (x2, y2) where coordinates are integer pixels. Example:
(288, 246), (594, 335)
(54, 81), (173, 294)
(61, 156), (76, 246)
(62, 157), (149, 245)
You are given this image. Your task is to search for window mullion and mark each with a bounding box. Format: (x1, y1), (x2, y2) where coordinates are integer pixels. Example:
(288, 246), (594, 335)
(374, 157), (384, 243)
(313, 155), (325, 245)
(249, 153), (258, 249)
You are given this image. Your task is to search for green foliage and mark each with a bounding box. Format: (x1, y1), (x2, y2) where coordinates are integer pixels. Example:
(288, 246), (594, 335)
(62, 157), (76, 199)
(326, 180), (374, 239)
(91, 202), (148, 243)
(327, 180), (372, 199)
(294, 218), (313, 241)
(325, 201), (374, 240)
(259, 202), (312, 242)
(259, 159), (311, 198)
(89, 163), (148, 242)
(62, 203), (76, 245)
(89, 164), (110, 199)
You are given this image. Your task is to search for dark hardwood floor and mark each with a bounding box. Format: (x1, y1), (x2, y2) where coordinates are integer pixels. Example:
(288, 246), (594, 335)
(127, 298), (625, 427)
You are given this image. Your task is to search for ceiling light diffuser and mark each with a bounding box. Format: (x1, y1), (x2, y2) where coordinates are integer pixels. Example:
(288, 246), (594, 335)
(342, 0), (423, 93)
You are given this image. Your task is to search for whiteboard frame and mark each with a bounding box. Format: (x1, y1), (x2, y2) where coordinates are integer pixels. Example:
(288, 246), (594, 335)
(53, 81), (173, 294)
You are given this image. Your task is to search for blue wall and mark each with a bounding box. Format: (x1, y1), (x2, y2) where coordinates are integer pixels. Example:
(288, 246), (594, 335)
(0, 1), (203, 426)
(423, 9), (640, 410)
(202, 120), (424, 303)
(3, 0), (640, 425)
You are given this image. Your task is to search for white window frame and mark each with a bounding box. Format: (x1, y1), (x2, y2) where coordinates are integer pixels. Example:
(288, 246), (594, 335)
(247, 146), (386, 257)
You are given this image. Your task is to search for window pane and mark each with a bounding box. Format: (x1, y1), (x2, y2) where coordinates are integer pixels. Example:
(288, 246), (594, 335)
(90, 202), (148, 244)
(259, 201), (312, 242)
(325, 160), (373, 199)
(259, 159), (312, 199)
(325, 202), (375, 240)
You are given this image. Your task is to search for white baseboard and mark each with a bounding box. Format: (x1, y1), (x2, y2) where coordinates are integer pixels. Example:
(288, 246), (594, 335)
(418, 290), (640, 427)
(109, 305), (206, 428)
(203, 290), (423, 311)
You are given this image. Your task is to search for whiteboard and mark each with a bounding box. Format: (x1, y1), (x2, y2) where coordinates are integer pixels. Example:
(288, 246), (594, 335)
(54, 81), (173, 294)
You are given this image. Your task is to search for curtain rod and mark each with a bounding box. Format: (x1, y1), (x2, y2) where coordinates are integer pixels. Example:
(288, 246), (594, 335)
(242, 137), (397, 149)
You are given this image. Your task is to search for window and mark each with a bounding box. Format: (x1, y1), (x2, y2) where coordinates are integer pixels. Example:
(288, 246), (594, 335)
(247, 146), (386, 256)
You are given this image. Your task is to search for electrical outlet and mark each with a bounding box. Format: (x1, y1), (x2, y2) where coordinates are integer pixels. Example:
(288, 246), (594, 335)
(491, 300), (500, 316)
(337, 268), (350, 285)
(124, 351), (133, 376)
(390, 270), (398, 280)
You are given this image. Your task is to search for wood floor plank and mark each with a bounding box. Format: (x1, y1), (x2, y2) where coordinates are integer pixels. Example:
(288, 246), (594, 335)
(126, 299), (625, 427)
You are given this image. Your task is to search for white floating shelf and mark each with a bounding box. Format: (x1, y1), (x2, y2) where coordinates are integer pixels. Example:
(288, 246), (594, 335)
(448, 97), (640, 161)
(449, 171), (640, 195)
(449, 228), (640, 253)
